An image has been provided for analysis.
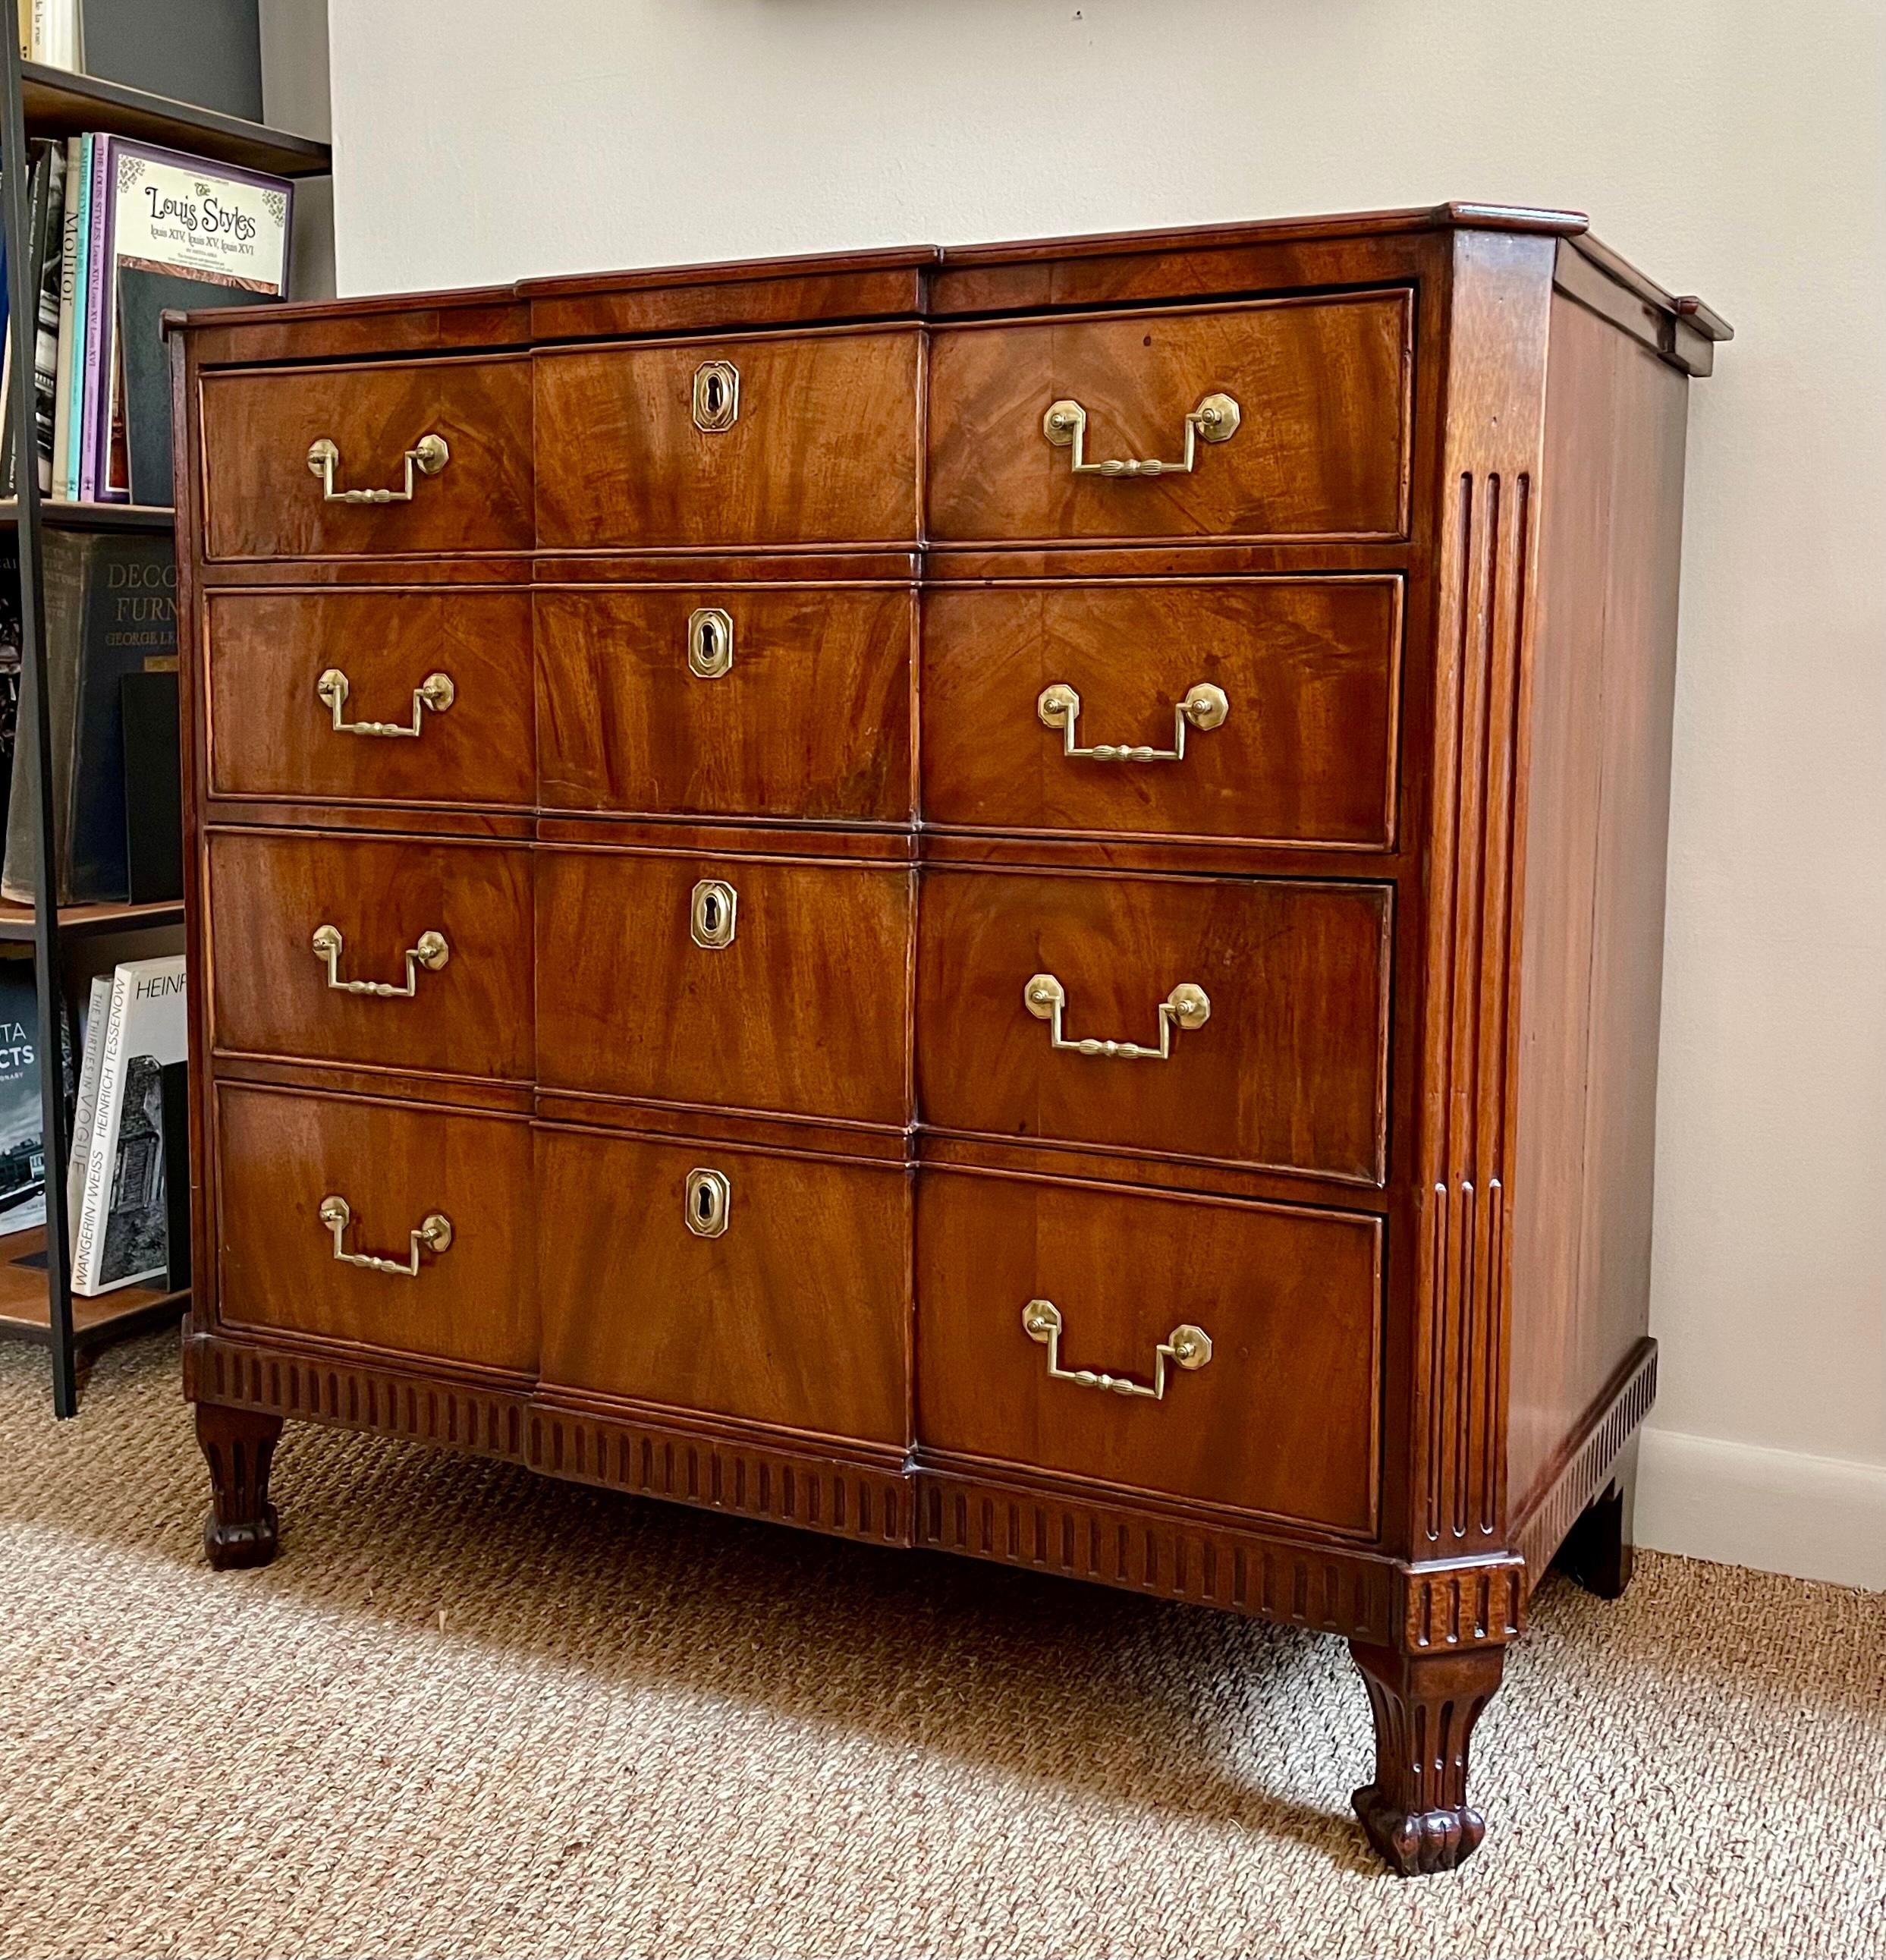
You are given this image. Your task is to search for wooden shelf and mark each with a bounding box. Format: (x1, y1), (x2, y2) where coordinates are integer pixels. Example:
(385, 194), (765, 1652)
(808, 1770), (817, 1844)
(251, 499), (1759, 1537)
(19, 60), (331, 178)
(0, 897), (184, 942)
(0, 499), (174, 531)
(0, 1225), (187, 1345)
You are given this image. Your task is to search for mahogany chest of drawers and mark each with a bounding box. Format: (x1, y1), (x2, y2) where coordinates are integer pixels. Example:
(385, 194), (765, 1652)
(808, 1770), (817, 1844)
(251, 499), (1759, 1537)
(170, 203), (1727, 1875)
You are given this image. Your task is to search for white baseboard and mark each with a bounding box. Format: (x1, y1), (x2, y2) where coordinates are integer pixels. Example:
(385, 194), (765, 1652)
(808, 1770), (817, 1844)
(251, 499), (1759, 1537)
(1636, 1425), (1886, 1590)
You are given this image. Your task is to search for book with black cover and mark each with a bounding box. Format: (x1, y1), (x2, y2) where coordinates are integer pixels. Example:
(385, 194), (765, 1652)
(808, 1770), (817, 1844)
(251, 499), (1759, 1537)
(118, 269), (272, 507)
(0, 960), (47, 1237)
(121, 667), (181, 902)
(0, 531), (178, 904)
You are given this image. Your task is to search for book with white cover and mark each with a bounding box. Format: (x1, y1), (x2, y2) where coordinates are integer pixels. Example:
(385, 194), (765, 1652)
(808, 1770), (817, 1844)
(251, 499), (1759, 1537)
(72, 953), (184, 1295)
(64, 971), (112, 1251)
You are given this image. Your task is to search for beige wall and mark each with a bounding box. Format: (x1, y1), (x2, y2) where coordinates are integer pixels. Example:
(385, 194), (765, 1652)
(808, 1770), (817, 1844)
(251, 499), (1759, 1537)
(322, 0), (1886, 1583)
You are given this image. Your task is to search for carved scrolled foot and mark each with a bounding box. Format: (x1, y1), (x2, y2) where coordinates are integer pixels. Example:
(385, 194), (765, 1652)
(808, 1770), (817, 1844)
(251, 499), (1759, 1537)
(195, 1403), (283, 1570)
(1557, 1440), (1639, 1600)
(1349, 1639), (1504, 1876)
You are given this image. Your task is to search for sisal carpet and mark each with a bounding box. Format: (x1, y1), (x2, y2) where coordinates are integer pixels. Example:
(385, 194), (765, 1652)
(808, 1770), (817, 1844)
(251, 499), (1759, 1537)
(1, 1332), (1881, 1960)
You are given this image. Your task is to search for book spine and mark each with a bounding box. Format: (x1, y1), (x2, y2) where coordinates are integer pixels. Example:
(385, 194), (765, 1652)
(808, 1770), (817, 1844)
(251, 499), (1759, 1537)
(50, 136), (80, 500)
(71, 962), (132, 1295)
(64, 971), (112, 1252)
(32, 143), (65, 492)
(64, 134), (90, 501)
(79, 136), (112, 503)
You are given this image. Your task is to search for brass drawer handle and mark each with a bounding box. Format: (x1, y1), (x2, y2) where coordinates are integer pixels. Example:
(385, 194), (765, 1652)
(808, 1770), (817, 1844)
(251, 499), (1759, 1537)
(1022, 1297), (1212, 1399)
(311, 924), (450, 998)
(684, 1167), (731, 1238)
(316, 666), (455, 738)
(318, 1194), (453, 1277)
(1023, 971), (1210, 1060)
(687, 607), (734, 678)
(1039, 681), (1228, 763)
(1042, 393), (1240, 478)
(306, 432), (450, 504)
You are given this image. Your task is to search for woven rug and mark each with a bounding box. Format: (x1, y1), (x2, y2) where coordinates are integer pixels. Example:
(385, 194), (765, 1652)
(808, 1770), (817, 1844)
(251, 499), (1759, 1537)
(1, 1330), (1881, 1959)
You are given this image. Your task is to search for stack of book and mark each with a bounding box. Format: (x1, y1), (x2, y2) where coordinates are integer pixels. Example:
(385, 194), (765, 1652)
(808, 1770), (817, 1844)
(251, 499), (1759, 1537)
(3, 131), (293, 505)
(0, 948), (185, 1294)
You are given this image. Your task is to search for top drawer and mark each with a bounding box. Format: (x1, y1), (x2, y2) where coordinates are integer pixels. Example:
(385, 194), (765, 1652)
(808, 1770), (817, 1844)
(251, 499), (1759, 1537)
(535, 329), (922, 550)
(927, 294), (1410, 546)
(199, 357), (534, 562)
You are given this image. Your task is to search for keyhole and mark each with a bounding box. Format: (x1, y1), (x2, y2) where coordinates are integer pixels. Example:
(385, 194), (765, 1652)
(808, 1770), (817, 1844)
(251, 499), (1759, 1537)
(696, 1184), (713, 1223)
(704, 373), (722, 415)
(702, 891), (721, 933)
(700, 618), (718, 658)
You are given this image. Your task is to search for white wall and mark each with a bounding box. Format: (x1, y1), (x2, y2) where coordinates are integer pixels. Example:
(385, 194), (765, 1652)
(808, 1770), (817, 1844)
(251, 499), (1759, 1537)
(322, 0), (1886, 1587)
(257, 0), (334, 298)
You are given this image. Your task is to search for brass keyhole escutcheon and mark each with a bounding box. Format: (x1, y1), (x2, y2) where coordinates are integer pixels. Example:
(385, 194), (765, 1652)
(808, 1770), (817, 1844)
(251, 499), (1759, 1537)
(684, 1167), (731, 1238)
(687, 606), (734, 678)
(692, 360), (740, 433)
(690, 878), (737, 949)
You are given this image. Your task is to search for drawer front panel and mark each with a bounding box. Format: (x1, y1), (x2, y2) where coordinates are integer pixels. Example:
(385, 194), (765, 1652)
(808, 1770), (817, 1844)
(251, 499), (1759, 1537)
(921, 578), (1400, 845)
(927, 294), (1410, 543)
(916, 1169), (1379, 1533)
(215, 1084), (535, 1372)
(206, 832), (533, 1081)
(200, 357), (533, 561)
(917, 869), (1389, 1181)
(536, 586), (914, 822)
(535, 330), (922, 549)
(538, 1128), (909, 1446)
(536, 851), (913, 1126)
(206, 590), (534, 809)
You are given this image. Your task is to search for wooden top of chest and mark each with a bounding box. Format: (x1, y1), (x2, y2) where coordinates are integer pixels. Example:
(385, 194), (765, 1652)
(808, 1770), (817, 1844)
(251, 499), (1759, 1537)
(165, 201), (1730, 373)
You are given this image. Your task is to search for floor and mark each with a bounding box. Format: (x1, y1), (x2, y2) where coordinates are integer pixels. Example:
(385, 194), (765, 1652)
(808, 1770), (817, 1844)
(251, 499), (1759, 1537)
(2, 1332), (1882, 1960)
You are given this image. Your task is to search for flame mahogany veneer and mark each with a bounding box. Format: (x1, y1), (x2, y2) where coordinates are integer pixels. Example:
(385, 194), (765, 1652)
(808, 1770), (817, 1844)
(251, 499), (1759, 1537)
(168, 204), (1725, 1874)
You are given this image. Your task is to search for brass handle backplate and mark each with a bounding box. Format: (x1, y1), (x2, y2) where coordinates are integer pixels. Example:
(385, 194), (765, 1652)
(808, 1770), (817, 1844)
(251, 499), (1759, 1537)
(692, 360), (740, 433)
(306, 433), (450, 504)
(1038, 681), (1228, 763)
(684, 1167), (731, 1238)
(311, 923), (449, 998)
(318, 1194), (453, 1278)
(687, 607), (734, 678)
(1021, 1298), (1212, 1399)
(1042, 393), (1240, 477)
(316, 666), (455, 738)
(1023, 971), (1210, 1061)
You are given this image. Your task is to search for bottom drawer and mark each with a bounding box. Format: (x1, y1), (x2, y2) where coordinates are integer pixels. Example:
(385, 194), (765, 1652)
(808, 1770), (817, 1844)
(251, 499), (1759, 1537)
(916, 1169), (1380, 1534)
(214, 1085), (535, 1373)
(536, 1128), (910, 1448)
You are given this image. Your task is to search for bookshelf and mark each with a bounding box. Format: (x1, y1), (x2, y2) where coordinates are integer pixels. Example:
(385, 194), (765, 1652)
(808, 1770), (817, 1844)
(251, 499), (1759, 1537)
(0, 7), (332, 1414)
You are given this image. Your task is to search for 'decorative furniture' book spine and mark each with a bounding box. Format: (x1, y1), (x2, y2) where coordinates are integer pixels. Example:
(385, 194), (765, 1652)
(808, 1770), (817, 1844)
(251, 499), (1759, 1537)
(64, 971), (112, 1251)
(73, 952), (185, 1295)
(0, 958), (47, 1238)
(51, 136), (83, 501)
(97, 141), (294, 502)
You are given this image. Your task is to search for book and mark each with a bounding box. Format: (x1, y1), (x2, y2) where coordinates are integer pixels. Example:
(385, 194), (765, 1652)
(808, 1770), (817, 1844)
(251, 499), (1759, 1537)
(50, 135), (82, 500)
(72, 952), (185, 1295)
(121, 665), (181, 901)
(31, 140), (67, 493)
(64, 970), (111, 1250)
(118, 266), (271, 505)
(1, 142), (55, 496)
(85, 140), (292, 502)
(0, 536), (18, 842)
(80, 2), (262, 122)
(0, 530), (178, 904)
(59, 134), (92, 499)
(0, 960), (47, 1237)
(29, 0), (82, 69)
(77, 134), (110, 499)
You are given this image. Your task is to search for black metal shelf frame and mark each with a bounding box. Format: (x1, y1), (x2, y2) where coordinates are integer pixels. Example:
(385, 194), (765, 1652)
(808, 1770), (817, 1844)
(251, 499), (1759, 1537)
(0, 2), (332, 1414)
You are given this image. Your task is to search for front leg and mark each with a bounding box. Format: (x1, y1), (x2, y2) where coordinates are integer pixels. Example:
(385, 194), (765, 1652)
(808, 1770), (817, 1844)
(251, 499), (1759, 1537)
(1349, 1641), (1504, 1874)
(195, 1403), (283, 1570)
